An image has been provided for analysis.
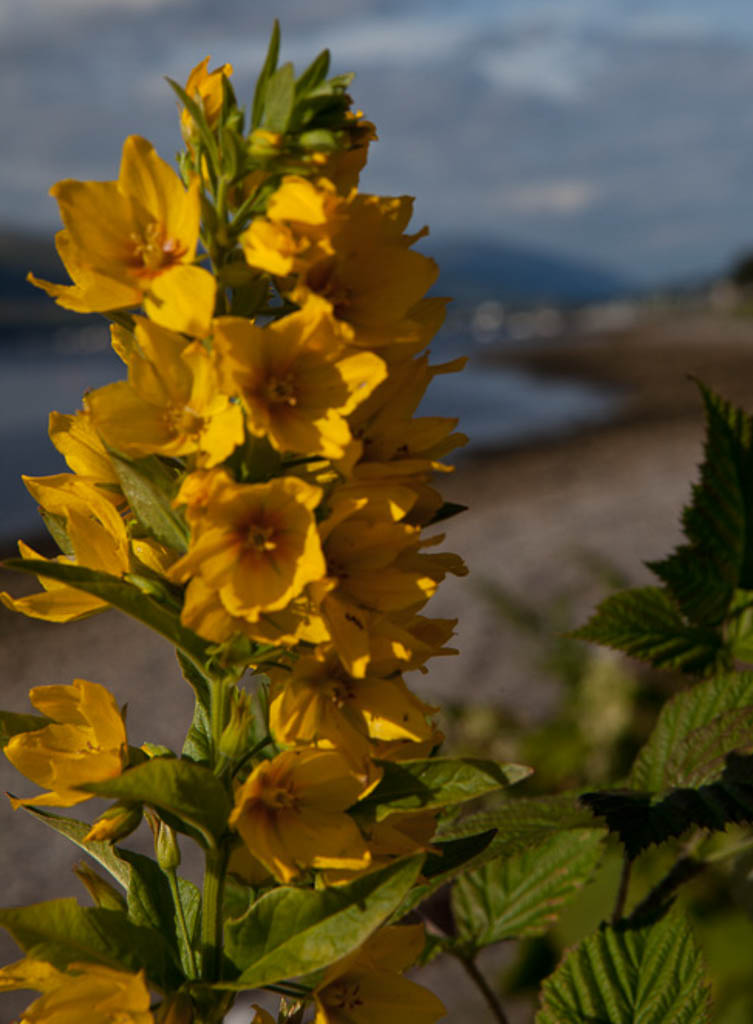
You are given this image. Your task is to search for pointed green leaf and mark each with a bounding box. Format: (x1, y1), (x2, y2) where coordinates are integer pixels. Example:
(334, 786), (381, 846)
(665, 706), (753, 789)
(391, 829), (497, 921)
(452, 829), (605, 950)
(252, 19), (280, 129)
(19, 806), (198, 977)
(220, 855), (424, 989)
(357, 758), (531, 822)
(573, 586), (722, 675)
(5, 559), (211, 666)
(295, 48), (330, 96)
(165, 76), (219, 169)
(109, 452), (188, 553)
(630, 672), (753, 792)
(0, 710), (51, 746)
(0, 899), (176, 988)
(83, 759), (231, 847)
(536, 908), (711, 1023)
(177, 652), (212, 764)
(263, 62), (295, 133)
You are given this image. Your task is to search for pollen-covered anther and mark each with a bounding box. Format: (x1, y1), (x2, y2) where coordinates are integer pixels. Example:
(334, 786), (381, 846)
(129, 221), (187, 275)
(246, 523), (277, 553)
(265, 373), (298, 406)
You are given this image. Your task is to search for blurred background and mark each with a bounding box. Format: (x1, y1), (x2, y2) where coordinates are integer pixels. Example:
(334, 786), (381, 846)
(4, 1), (753, 1021)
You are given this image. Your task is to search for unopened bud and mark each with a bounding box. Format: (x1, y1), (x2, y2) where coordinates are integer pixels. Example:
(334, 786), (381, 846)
(83, 801), (142, 843)
(146, 811), (181, 871)
(219, 689), (254, 764)
(73, 861), (126, 911)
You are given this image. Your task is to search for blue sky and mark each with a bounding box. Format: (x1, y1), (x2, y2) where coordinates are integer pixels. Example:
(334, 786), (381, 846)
(3, 0), (753, 283)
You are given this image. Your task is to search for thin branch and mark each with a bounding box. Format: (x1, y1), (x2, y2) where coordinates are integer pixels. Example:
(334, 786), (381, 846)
(456, 954), (511, 1024)
(611, 854), (632, 924)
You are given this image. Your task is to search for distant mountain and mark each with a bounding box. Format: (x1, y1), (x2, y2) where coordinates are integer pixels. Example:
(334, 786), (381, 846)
(423, 236), (631, 305)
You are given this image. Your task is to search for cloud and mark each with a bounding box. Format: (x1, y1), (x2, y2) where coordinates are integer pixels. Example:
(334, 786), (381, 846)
(500, 181), (601, 215)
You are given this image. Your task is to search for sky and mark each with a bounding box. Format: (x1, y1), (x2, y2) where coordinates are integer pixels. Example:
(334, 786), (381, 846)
(3, 0), (753, 284)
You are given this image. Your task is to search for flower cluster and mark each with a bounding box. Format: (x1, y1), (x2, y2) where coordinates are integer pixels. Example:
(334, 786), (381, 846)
(0, 39), (489, 1024)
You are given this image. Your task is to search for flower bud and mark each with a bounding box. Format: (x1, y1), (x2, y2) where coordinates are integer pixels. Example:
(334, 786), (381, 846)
(219, 689), (255, 765)
(146, 811), (181, 871)
(83, 801), (142, 843)
(73, 861), (127, 911)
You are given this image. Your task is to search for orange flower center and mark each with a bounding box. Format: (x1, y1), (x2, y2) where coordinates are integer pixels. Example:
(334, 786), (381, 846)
(164, 404), (204, 440)
(259, 777), (300, 812)
(129, 221), (187, 277)
(326, 979), (364, 1012)
(246, 523), (277, 552)
(265, 373), (298, 407)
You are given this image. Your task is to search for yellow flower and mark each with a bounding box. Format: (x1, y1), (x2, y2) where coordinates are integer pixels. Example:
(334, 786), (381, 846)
(229, 748), (371, 883)
(313, 925), (444, 1024)
(168, 475), (326, 622)
(0, 960), (153, 1024)
(181, 55), (233, 145)
(1, 475), (130, 623)
(269, 646), (437, 773)
(4, 678), (127, 808)
(48, 409), (121, 493)
(28, 135), (215, 335)
(88, 316), (244, 467)
(214, 297), (386, 458)
(241, 177), (438, 342)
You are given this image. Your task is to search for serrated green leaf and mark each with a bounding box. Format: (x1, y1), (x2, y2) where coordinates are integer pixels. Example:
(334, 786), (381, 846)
(252, 19), (280, 130)
(5, 559), (211, 667)
(356, 758), (530, 822)
(263, 63), (295, 133)
(630, 672), (753, 792)
(0, 710), (51, 746)
(665, 706), (753, 788)
(536, 908), (711, 1023)
(84, 759), (231, 848)
(220, 855), (423, 989)
(573, 586), (722, 674)
(109, 452), (188, 553)
(0, 899), (176, 988)
(439, 792), (598, 859)
(452, 828), (605, 949)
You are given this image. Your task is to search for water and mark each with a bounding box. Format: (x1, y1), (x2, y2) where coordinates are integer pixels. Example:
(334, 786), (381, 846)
(0, 328), (620, 544)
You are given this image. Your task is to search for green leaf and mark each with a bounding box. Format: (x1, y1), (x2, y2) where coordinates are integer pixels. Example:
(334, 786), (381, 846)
(0, 899), (175, 988)
(427, 501), (468, 526)
(83, 759), (231, 848)
(263, 63), (295, 133)
(536, 908), (711, 1023)
(221, 855), (424, 989)
(19, 806), (198, 977)
(573, 586), (722, 675)
(357, 758), (531, 822)
(118, 848), (200, 978)
(295, 48), (330, 96)
(648, 384), (753, 625)
(252, 19), (280, 130)
(5, 559), (211, 667)
(664, 706), (753, 789)
(630, 672), (753, 792)
(452, 829), (605, 950)
(391, 830), (497, 921)
(177, 652), (212, 765)
(109, 452), (188, 553)
(438, 792), (599, 859)
(0, 710), (51, 746)
(165, 76), (220, 171)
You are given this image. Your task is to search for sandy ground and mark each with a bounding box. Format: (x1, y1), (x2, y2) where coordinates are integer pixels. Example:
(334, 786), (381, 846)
(1, 304), (751, 1020)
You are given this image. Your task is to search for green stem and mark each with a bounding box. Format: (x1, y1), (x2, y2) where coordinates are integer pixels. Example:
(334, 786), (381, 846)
(167, 868), (198, 979)
(611, 854), (632, 924)
(456, 955), (510, 1024)
(201, 844), (229, 981)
